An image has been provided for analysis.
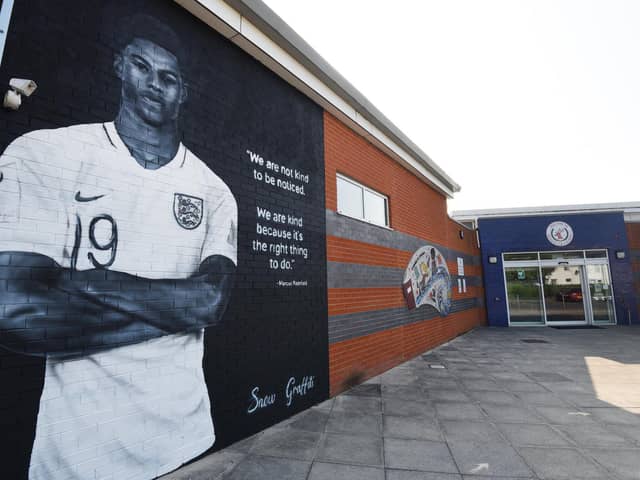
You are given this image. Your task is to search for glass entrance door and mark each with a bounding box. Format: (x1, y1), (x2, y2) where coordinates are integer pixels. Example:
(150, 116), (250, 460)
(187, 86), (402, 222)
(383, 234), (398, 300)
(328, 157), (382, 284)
(503, 250), (617, 326)
(586, 264), (616, 324)
(505, 267), (545, 325)
(541, 265), (587, 324)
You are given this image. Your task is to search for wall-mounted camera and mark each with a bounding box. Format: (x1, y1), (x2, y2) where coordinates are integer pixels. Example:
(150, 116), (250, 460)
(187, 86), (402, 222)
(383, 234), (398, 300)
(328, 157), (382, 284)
(3, 78), (37, 110)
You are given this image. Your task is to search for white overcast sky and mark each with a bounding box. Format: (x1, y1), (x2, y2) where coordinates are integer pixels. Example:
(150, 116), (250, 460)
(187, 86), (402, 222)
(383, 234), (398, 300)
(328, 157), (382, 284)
(262, 0), (640, 212)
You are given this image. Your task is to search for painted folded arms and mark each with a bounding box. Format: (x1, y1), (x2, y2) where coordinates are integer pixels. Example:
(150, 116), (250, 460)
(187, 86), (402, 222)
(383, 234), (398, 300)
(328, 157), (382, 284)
(0, 252), (235, 357)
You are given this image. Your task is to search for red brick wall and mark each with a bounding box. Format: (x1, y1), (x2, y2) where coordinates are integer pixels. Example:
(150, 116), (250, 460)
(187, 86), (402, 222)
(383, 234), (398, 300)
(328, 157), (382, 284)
(626, 222), (640, 312)
(325, 112), (486, 395)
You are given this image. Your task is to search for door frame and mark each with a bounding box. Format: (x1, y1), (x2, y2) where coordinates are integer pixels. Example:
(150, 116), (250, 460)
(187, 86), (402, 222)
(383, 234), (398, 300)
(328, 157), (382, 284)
(503, 250), (617, 327)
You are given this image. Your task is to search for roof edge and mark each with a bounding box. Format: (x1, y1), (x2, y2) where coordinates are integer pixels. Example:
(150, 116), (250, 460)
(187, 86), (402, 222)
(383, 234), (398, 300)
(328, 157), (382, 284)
(451, 201), (640, 222)
(175, 0), (461, 196)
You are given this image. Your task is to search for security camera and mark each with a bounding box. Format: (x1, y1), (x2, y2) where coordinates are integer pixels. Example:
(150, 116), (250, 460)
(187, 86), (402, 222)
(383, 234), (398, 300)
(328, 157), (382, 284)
(10, 78), (37, 97)
(4, 78), (38, 111)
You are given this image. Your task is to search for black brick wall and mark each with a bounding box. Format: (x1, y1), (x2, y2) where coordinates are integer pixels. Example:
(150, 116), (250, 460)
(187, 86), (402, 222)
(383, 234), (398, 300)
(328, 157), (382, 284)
(0, 1), (328, 477)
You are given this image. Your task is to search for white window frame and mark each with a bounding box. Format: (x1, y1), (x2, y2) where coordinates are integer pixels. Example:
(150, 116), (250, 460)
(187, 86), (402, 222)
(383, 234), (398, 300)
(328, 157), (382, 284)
(336, 173), (390, 228)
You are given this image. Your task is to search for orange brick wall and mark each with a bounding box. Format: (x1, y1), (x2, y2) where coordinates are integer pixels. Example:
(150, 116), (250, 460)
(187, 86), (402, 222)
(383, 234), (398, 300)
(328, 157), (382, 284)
(626, 222), (640, 309)
(325, 114), (449, 245)
(325, 112), (486, 395)
(329, 309), (486, 395)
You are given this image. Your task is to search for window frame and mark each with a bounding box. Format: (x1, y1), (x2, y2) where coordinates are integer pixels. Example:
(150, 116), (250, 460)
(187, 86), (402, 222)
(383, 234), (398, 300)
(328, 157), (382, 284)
(336, 173), (390, 228)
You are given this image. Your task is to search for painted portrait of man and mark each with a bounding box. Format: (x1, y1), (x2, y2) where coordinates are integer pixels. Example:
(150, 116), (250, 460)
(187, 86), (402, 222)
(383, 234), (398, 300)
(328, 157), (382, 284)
(0, 14), (237, 479)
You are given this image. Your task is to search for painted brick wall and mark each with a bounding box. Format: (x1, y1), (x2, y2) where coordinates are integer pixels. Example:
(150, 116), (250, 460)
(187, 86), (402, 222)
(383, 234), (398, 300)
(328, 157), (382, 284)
(626, 222), (640, 315)
(324, 112), (486, 395)
(0, 1), (328, 478)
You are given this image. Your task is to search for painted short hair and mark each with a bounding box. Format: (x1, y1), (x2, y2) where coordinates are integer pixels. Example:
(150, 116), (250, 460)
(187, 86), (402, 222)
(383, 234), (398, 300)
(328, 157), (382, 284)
(115, 14), (186, 71)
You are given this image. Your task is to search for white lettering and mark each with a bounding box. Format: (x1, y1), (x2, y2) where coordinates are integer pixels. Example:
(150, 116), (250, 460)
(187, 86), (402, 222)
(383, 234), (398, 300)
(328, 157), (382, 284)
(285, 375), (315, 407)
(247, 386), (276, 413)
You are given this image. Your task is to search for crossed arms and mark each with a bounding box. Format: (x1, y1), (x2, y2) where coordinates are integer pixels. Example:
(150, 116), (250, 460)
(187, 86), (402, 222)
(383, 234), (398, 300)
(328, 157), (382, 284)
(0, 251), (235, 357)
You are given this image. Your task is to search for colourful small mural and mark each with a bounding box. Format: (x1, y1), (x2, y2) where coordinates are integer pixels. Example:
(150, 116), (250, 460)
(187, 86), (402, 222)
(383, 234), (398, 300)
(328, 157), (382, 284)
(403, 246), (452, 315)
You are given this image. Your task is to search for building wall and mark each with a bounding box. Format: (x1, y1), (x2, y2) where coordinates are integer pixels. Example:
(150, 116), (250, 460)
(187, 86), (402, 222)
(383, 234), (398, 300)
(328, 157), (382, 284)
(626, 222), (640, 316)
(479, 212), (639, 327)
(0, 1), (328, 477)
(324, 113), (486, 395)
(0, 1), (488, 477)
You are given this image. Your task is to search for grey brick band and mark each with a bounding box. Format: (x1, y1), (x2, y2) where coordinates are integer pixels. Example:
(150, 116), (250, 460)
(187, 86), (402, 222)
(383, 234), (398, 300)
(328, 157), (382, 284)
(327, 209), (480, 266)
(329, 298), (481, 343)
(328, 261), (482, 289)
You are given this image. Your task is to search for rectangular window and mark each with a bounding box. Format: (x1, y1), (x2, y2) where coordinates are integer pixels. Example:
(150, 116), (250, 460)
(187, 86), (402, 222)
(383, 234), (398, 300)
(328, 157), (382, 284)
(337, 174), (389, 227)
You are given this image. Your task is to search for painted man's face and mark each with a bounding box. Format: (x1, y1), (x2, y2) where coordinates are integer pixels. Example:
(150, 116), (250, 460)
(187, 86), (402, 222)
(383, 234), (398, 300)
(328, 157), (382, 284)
(115, 37), (187, 127)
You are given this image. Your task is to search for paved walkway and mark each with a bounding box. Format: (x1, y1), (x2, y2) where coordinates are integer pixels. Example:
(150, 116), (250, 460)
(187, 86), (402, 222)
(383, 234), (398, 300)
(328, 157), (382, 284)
(162, 326), (640, 480)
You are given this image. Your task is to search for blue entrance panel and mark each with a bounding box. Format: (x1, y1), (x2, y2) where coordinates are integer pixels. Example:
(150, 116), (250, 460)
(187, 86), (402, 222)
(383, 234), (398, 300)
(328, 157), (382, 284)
(478, 212), (638, 327)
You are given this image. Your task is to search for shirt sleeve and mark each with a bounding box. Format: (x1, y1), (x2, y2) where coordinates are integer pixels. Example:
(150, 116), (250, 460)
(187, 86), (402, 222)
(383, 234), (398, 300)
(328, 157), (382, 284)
(200, 184), (238, 266)
(0, 132), (71, 263)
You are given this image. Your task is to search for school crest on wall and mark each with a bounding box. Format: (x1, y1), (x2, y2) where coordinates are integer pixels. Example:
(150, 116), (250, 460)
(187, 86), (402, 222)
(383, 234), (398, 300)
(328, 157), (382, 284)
(402, 245), (452, 316)
(174, 193), (203, 230)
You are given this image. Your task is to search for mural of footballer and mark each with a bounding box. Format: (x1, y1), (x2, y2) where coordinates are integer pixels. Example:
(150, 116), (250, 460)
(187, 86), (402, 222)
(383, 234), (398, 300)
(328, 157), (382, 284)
(0, 15), (237, 480)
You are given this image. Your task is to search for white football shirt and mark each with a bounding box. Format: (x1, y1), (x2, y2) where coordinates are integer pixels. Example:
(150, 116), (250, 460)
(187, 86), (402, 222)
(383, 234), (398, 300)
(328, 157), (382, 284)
(0, 122), (237, 479)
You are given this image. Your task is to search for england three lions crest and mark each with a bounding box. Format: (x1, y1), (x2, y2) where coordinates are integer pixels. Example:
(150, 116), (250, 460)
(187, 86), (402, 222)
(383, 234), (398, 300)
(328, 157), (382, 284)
(174, 193), (204, 230)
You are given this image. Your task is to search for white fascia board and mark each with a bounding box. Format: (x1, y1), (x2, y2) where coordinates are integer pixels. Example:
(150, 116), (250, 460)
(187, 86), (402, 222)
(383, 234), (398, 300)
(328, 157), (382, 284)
(174, 0), (241, 38)
(174, 0), (457, 198)
(451, 201), (640, 221)
(624, 212), (640, 223)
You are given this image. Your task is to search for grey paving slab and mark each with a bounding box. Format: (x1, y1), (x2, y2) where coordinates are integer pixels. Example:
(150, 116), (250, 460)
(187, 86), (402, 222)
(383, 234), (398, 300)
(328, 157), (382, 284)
(496, 423), (572, 447)
(435, 402), (486, 421)
(250, 427), (321, 460)
(384, 415), (443, 441)
(582, 407), (640, 425)
(283, 408), (330, 432)
(440, 420), (504, 443)
(421, 378), (462, 390)
(514, 391), (570, 406)
(447, 440), (534, 477)
(384, 438), (459, 473)
(316, 433), (383, 466)
(223, 432), (263, 454)
(533, 406), (597, 425)
(429, 389), (471, 402)
(333, 394), (382, 413)
(224, 455), (311, 480)
(612, 424), (640, 445)
(452, 370), (487, 380)
(387, 471), (462, 480)
(555, 423), (631, 447)
(313, 398), (335, 410)
(461, 379), (502, 391)
(164, 326), (640, 480)
(383, 384), (430, 402)
(500, 381), (550, 393)
(518, 447), (610, 479)
(524, 371), (572, 383)
(307, 462), (385, 480)
(480, 404), (545, 423)
(326, 411), (382, 435)
(584, 448), (640, 480)
(462, 477), (534, 480)
(160, 450), (245, 479)
(344, 383), (381, 397)
(385, 398), (436, 418)
(467, 390), (519, 405)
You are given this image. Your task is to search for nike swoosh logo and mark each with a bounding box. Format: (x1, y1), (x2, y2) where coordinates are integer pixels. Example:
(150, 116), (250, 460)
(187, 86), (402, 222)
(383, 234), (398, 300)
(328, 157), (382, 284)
(75, 191), (105, 202)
